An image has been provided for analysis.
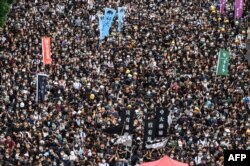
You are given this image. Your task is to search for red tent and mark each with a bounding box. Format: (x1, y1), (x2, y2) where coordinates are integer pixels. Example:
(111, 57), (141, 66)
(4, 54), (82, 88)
(141, 155), (188, 166)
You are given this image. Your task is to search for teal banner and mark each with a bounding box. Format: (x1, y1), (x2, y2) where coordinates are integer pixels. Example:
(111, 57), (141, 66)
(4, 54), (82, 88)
(216, 49), (230, 76)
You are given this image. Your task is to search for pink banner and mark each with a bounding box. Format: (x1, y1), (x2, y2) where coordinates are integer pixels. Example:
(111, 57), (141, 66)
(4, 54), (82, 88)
(220, 0), (226, 14)
(42, 37), (52, 65)
(235, 0), (244, 19)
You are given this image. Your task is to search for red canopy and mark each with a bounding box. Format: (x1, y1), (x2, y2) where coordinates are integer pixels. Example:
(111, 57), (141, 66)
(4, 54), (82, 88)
(141, 155), (188, 166)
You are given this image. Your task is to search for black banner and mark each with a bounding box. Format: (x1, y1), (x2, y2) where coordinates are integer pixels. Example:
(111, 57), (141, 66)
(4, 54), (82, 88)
(155, 107), (169, 137)
(121, 108), (134, 135)
(143, 119), (156, 149)
(36, 74), (48, 102)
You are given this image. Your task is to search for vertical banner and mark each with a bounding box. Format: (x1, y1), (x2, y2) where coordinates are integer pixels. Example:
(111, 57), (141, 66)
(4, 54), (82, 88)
(220, 0), (226, 14)
(36, 73), (48, 102)
(235, 0), (244, 19)
(216, 49), (230, 76)
(117, 7), (126, 32)
(98, 14), (105, 40)
(143, 119), (156, 149)
(42, 37), (52, 65)
(155, 107), (169, 137)
(102, 8), (116, 38)
(121, 108), (134, 134)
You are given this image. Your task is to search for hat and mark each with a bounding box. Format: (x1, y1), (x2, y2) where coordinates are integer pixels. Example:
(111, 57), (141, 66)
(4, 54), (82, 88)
(194, 107), (200, 112)
(90, 94), (95, 100)
(128, 105), (132, 108)
(246, 128), (250, 134)
(20, 102), (25, 108)
(125, 69), (130, 74)
(210, 5), (216, 11)
(221, 27), (225, 32)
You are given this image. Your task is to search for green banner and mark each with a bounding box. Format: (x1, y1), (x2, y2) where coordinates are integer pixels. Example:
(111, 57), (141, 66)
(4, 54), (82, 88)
(216, 49), (230, 76)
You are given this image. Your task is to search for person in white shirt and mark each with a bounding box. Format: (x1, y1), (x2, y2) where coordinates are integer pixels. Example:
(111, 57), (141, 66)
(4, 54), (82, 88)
(98, 159), (109, 166)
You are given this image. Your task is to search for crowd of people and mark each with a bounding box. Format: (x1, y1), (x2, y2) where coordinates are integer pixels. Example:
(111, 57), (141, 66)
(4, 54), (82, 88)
(0, 0), (250, 165)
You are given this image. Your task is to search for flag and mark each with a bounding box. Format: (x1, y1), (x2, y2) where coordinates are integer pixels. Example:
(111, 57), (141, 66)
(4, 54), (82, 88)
(155, 107), (169, 137)
(103, 107), (134, 135)
(102, 8), (116, 38)
(42, 37), (51, 65)
(216, 49), (230, 76)
(120, 108), (135, 134)
(36, 73), (48, 102)
(98, 14), (105, 40)
(117, 7), (126, 32)
(220, 0), (226, 14)
(102, 124), (124, 134)
(145, 139), (168, 149)
(235, 0), (244, 19)
(143, 119), (156, 149)
(114, 133), (133, 147)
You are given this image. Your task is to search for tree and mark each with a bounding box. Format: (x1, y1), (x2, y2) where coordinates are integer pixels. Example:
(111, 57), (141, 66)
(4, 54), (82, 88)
(0, 0), (15, 28)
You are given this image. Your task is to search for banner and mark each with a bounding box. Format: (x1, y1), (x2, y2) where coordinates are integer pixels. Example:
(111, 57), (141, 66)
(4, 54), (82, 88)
(102, 8), (116, 38)
(146, 139), (168, 149)
(117, 7), (126, 32)
(216, 49), (230, 76)
(144, 119), (156, 149)
(98, 14), (105, 40)
(102, 124), (123, 134)
(121, 108), (134, 134)
(155, 107), (169, 137)
(114, 133), (133, 147)
(103, 108), (134, 135)
(36, 73), (48, 102)
(42, 37), (51, 65)
(235, 0), (244, 19)
(220, 0), (226, 14)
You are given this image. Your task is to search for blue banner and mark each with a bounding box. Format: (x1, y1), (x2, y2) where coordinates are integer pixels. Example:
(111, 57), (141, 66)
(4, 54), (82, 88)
(98, 14), (105, 40)
(102, 8), (116, 38)
(117, 7), (126, 32)
(36, 73), (48, 102)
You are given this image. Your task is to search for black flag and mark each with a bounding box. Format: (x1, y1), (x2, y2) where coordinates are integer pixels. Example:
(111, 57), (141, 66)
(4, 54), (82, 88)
(121, 108), (135, 134)
(103, 107), (134, 135)
(36, 73), (48, 102)
(143, 119), (156, 149)
(155, 107), (169, 137)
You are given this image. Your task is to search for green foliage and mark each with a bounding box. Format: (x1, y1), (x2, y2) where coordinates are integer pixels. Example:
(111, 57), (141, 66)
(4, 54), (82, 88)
(0, 0), (15, 28)
(0, 16), (7, 27)
(0, 0), (15, 4)
(0, 2), (10, 17)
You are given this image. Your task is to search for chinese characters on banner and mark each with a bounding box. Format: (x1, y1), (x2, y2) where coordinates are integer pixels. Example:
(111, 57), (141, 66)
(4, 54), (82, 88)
(235, 0), (244, 19)
(117, 7), (126, 32)
(220, 0), (226, 14)
(155, 107), (169, 137)
(36, 73), (48, 102)
(98, 14), (105, 40)
(143, 119), (156, 149)
(122, 108), (134, 134)
(42, 37), (52, 65)
(216, 49), (230, 76)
